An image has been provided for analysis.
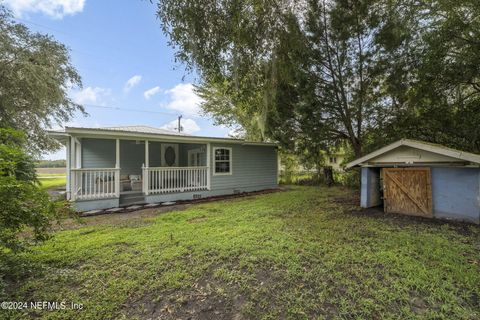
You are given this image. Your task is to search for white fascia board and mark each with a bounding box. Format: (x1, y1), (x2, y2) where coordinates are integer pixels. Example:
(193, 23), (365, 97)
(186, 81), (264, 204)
(346, 139), (480, 168)
(345, 140), (404, 169)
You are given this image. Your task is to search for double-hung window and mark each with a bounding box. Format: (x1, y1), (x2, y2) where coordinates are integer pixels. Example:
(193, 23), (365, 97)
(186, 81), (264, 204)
(213, 147), (232, 175)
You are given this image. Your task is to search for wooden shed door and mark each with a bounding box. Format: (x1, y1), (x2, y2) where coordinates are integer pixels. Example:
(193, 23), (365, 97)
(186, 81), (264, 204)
(383, 168), (433, 217)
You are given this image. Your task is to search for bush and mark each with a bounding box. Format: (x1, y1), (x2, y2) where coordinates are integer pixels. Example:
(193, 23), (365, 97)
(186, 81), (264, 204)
(334, 169), (360, 189)
(0, 128), (58, 252)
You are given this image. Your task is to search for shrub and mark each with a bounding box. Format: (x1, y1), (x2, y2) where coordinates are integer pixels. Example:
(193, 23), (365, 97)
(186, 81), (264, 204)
(0, 128), (58, 252)
(334, 169), (360, 189)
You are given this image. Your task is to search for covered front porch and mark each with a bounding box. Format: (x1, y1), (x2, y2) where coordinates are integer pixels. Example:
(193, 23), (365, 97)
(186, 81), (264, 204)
(67, 137), (211, 203)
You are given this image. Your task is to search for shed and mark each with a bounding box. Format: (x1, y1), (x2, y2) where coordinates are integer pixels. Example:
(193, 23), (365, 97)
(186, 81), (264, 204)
(346, 139), (480, 224)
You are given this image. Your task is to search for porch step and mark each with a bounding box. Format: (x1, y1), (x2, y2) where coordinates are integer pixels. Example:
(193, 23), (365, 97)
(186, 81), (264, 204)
(119, 193), (146, 206)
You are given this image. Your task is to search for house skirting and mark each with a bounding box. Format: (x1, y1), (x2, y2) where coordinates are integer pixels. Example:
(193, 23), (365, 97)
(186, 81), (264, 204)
(71, 185), (277, 212)
(74, 198), (120, 212)
(144, 185), (275, 203)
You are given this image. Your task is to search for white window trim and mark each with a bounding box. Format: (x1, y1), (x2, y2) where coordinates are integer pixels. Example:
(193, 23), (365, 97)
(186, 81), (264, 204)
(213, 147), (232, 176)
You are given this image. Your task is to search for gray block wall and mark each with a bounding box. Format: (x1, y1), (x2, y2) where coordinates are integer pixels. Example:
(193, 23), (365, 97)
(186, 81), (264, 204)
(431, 167), (480, 223)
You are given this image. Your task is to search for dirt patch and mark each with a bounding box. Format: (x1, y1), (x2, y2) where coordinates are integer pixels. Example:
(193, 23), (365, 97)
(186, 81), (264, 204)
(45, 186), (66, 197)
(53, 205), (192, 231)
(55, 188), (284, 230)
(332, 195), (359, 207)
(345, 204), (479, 235)
(125, 278), (245, 320)
(75, 188), (285, 218)
(330, 190), (479, 231)
(121, 261), (282, 320)
(188, 215), (208, 224)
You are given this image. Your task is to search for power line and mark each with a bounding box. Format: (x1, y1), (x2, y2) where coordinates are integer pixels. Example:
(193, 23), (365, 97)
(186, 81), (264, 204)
(83, 104), (181, 116)
(14, 17), (74, 38)
(12, 16), (164, 63)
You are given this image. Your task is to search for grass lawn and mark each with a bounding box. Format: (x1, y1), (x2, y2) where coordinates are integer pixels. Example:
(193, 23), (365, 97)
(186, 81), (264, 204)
(37, 174), (66, 191)
(2, 186), (479, 319)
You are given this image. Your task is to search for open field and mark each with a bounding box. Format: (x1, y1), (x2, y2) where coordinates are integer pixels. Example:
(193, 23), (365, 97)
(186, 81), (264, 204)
(36, 168), (67, 191)
(2, 186), (479, 319)
(36, 167), (66, 175)
(38, 177), (66, 190)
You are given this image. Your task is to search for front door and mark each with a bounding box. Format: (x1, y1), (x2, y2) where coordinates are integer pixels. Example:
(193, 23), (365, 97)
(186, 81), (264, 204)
(188, 148), (203, 166)
(161, 144), (179, 167)
(383, 167), (433, 217)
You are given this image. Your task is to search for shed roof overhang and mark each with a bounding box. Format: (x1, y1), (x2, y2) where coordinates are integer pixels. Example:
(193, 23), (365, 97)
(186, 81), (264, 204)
(47, 126), (278, 147)
(48, 131), (70, 143)
(346, 139), (480, 169)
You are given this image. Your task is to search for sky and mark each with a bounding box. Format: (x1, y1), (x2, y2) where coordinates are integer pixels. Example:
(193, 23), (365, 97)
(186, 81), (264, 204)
(3, 0), (231, 160)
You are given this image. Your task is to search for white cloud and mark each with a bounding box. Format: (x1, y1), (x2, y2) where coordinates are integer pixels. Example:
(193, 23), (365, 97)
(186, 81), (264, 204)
(72, 86), (110, 105)
(144, 86), (161, 100)
(226, 126), (246, 138)
(163, 83), (203, 117)
(124, 75), (142, 93)
(161, 118), (200, 135)
(4, 0), (85, 19)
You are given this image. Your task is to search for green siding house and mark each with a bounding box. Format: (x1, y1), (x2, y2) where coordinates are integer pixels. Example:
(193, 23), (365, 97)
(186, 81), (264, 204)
(50, 126), (278, 211)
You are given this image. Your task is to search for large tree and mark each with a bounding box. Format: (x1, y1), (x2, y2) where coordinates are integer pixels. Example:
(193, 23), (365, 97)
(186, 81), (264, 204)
(157, 0), (480, 157)
(156, 0), (413, 157)
(0, 6), (84, 154)
(378, 0), (480, 153)
(0, 128), (58, 253)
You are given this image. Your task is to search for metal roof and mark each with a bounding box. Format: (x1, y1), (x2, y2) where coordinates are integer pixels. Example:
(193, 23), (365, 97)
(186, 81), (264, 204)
(346, 139), (480, 168)
(72, 125), (189, 136)
(48, 125), (278, 146)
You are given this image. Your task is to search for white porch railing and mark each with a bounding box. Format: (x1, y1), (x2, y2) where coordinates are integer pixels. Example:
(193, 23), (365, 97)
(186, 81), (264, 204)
(71, 168), (120, 201)
(143, 166), (209, 195)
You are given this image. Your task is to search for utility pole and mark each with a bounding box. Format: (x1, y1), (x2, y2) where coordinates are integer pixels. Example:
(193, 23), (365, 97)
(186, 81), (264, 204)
(177, 115), (183, 133)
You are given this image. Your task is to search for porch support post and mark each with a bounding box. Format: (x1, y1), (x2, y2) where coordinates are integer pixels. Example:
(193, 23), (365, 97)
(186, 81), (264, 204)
(115, 139), (120, 198)
(145, 140), (149, 167)
(70, 136), (77, 201)
(206, 143), (211, 190)
(144, 140), (149, 195)
(74, 137), (82, 168)
(66, 137), (71, 200)
(115, 139), (120, 168)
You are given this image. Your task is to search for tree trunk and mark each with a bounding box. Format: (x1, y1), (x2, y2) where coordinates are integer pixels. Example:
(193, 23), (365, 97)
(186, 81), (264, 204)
(323, 166), (334, 187)
(350, 137), (362, 158)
